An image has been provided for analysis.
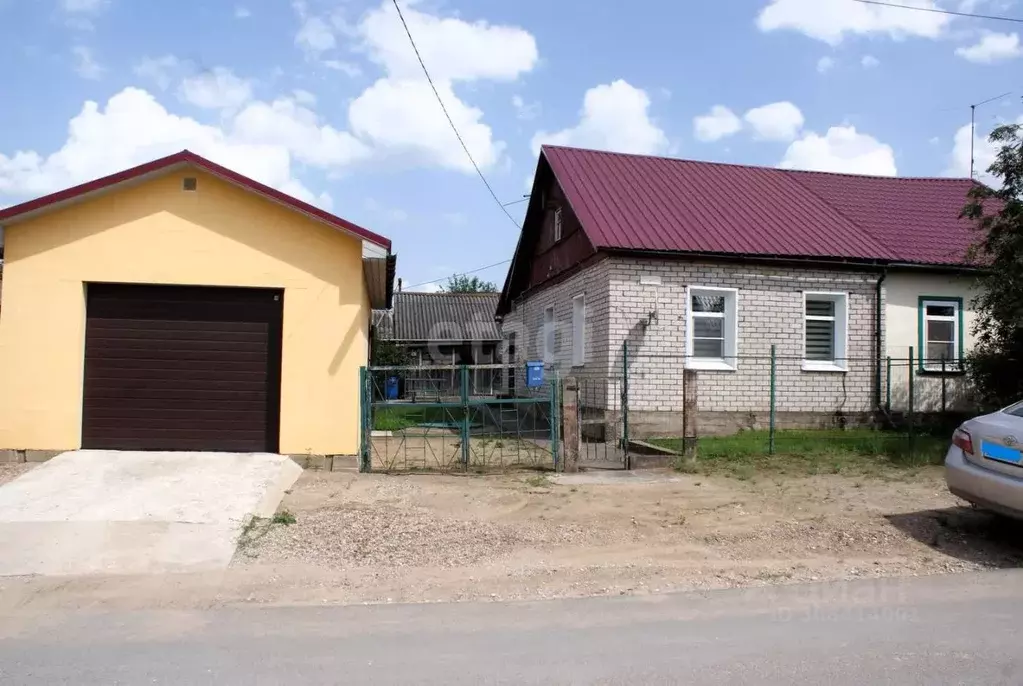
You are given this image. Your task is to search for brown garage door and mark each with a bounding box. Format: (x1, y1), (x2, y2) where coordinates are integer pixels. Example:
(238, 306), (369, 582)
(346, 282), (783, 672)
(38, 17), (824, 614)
(82, 284), (283, 452)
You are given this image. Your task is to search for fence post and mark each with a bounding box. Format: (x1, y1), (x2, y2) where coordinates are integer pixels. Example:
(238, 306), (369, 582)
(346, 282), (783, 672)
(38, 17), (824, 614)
(621, 340), (630, 469)
(359, 366), (370, 473)
(549, 371), (560, 471)
(941, 357), (947, 414)
(908, 346), (916, 455)
(682, 368), (698, 464)
(460, 365), (470, 470)
(562, 376), (579, 473)
(769, 344), (777, 455)
(885, 356), (892, 413)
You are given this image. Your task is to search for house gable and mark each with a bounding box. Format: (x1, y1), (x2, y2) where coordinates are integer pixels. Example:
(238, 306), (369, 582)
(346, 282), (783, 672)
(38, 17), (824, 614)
(498, 154), (597, 315)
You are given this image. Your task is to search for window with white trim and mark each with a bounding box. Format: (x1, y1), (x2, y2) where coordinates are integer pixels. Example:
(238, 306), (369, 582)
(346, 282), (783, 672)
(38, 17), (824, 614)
(686, 287), (738, 371)
(553, 208), (563, 242)
(543, 306), (555, 363)
(803, 292), (848, 372)
(921, 298), (961, 371)
(571, 294), (586, 366)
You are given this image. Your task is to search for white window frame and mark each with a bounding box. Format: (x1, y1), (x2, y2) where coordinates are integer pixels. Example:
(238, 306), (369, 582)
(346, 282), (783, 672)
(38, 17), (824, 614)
(802, 291), (848, 373)
(571, 294), (586, 367)
(553, 208), (563, 243)
(543, 305), (555, 363)
(685, 286), (739, 371)
(921, 298), (961, 371)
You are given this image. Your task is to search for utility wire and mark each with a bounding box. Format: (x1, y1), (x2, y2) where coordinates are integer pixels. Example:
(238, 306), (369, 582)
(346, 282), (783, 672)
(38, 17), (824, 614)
(391, 0), (521, 230)
(405, 259), (513, 290)
(852, 0), (1023, 23)
(502, 197), (529, 207)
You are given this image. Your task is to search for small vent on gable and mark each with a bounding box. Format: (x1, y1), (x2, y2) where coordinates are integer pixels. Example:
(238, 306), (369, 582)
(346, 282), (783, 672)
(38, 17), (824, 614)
(182, 177), (198, 191)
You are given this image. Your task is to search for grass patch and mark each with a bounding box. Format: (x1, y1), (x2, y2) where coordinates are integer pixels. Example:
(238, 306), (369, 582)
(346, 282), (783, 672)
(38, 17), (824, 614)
(272, 508), (297, 526)
(523, 473), (553, 489)
(373, 405), (466, 431)
(652, 429), (948, 480)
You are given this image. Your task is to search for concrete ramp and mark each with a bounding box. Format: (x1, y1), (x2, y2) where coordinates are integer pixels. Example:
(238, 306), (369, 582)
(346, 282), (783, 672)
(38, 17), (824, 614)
(0, 451), (301, 576)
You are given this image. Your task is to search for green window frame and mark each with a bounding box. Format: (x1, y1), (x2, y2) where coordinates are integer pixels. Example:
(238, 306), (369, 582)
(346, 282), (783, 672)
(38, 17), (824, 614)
(917, 296), (964, 373)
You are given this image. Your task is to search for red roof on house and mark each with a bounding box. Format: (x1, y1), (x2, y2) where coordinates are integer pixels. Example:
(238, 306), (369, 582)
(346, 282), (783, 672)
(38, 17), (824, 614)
(542, 145), (980, 266)
(0, 150), (391, 251)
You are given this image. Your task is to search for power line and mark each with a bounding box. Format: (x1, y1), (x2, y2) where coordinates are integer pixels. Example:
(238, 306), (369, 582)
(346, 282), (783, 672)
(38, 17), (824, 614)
(390, 0), (521, 230)
(852, 0), (1023, 23)
(502, 197), (529, 207)
(405, 259), (513, 291)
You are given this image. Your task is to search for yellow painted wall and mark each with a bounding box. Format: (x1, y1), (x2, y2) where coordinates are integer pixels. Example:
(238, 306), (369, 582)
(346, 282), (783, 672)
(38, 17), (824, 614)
(0, 168), (370, 455)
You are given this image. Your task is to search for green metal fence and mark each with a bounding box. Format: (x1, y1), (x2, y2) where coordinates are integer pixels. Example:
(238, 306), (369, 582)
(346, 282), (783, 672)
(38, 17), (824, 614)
(360, 364), (560, 473)
(603, 346), (983, 464)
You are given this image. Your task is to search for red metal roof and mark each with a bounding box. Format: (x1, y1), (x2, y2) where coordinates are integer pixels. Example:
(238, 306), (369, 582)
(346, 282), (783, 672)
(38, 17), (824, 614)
(0, 150), (391, 251)
(542, 145), (980, 266)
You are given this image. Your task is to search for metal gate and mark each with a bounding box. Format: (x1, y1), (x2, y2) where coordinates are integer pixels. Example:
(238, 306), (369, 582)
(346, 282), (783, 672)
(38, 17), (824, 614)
(359, 364), (560, 472)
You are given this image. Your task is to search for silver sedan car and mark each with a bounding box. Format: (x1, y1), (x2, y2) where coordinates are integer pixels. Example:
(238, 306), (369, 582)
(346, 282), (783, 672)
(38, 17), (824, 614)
(946, 401), (1023, 520)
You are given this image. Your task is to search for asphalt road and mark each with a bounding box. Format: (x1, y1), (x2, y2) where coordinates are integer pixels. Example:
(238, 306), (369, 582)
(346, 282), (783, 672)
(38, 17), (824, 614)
(2, 570), (1022, 684)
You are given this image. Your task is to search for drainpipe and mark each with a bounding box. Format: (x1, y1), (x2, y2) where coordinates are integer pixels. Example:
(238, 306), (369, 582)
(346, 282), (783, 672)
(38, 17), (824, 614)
(874, 268), (888, 411)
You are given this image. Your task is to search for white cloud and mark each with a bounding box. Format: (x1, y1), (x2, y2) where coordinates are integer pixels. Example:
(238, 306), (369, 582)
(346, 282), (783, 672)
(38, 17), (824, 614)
(296, 16), (337, 54)
(0, 87), (330, 208)
(757, 0), (949, 45)
(511, 95), (540, 121)
(349, 78), (501, 171)
(955, 32), (1022, 63)
(862, 54), (881, 68)
(292, 88), (316, 106)
(71, 46), (103, 80)
(358, 1), (538, 82)
(744, 101), (805, 142)
(817, 56), (835, 73)
(345, 1), (538, 171)
(323, 59), (362, 76)
(61, 0), (108, 13)
(531, 80), (668, 156)
(946, 116), (1023, 183)
(133, 55), (180, 90)
(233, 97), (370, 168)
(178, 67), (254, 110)
(235, 5), (251, 19)
(693, 105), (742, 143)
(780, 125), (897, 176)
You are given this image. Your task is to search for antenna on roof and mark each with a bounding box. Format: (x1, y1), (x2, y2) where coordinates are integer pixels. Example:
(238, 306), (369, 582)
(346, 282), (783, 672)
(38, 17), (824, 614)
(970, 104), (975, 181)
(969, 91), (1014, 180)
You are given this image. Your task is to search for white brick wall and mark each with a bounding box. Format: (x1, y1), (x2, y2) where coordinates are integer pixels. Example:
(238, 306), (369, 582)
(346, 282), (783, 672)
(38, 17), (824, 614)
(508, 256), (886, 417)
(607, 258), (881, 414)
(502, 259), (613, 375)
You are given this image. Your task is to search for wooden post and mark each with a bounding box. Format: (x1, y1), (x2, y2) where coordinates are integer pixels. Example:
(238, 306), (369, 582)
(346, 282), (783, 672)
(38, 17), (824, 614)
(682, 369), (698, 464)
(562, 376), (580, 473)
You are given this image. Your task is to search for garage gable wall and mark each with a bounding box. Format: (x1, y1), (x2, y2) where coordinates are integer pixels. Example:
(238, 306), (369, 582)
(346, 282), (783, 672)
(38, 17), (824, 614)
(0, 169), (369, 455)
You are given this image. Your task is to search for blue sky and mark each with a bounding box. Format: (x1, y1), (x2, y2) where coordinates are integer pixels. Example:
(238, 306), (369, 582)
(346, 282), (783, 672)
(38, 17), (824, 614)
(1, 0), (1021, 291)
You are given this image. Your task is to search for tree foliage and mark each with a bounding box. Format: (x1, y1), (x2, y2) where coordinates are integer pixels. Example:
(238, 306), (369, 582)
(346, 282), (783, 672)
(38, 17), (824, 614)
(443, 275), (498, 293)
(370, 332), (411, 367)
(962, 121), (1023, 407)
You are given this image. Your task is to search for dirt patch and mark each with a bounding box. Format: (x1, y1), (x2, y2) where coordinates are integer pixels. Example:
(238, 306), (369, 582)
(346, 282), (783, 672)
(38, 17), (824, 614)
(0, 463), (35, 487)
(224, 467), (1022, 604)
(3, 467), (1019, 612)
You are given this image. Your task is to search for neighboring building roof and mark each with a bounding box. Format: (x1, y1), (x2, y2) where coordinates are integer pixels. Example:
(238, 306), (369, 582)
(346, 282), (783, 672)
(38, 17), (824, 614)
(0, 150), (392, 251)
(382, 292), (501, 342)
(541, 145), (980, 266)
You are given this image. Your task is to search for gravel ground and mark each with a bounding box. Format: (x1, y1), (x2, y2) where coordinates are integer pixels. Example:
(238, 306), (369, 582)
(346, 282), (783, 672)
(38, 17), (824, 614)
(225, 468), (1023, 605)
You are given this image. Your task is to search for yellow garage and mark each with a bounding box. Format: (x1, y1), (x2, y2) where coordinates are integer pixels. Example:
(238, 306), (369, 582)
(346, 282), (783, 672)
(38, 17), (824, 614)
(0, 150), (394, 459)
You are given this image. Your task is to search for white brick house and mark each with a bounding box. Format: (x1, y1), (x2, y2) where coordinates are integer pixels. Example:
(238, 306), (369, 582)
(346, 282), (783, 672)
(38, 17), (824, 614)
(497, 146), (985, 436)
